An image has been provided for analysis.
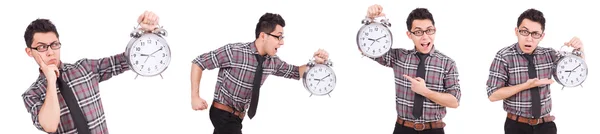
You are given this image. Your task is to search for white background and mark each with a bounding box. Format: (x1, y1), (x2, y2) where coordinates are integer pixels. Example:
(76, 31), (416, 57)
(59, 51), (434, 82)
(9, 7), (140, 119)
(0, 0), (597, 133)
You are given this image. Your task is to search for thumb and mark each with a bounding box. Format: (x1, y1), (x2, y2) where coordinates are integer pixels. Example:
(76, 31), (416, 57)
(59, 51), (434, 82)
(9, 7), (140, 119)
(415, 77), (425, 82)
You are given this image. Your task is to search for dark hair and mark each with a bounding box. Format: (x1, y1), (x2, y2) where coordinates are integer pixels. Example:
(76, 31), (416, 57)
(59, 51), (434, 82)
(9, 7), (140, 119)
(517, 8), (545, 31)
(24, 19), (59, 48)
(406, 8), (435, 31)
(255, 13), (285, 39)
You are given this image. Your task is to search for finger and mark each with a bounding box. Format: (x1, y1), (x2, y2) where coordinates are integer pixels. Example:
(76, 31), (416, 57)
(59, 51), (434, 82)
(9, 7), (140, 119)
(33, 51), (48, 68)
(415, 77), (425, 82)
(572, 39), (581, 49)
(402, 74), (415, 82)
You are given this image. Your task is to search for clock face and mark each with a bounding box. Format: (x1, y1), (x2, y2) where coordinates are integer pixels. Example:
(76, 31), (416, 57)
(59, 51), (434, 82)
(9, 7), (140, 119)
(554, 56), (587, 87)
(304, 64), (336, 96)
(128, 34), (171, 77)
(357, 23), (393, 58)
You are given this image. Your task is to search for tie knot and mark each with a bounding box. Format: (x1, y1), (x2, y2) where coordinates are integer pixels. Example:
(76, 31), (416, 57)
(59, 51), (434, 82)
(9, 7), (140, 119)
(523, 54), (535, 62)
(255, 54), (266, 63)
(416, 53), (429, 60)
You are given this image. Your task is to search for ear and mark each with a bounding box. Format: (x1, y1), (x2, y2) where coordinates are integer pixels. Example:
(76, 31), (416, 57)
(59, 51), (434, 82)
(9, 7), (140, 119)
(540, 32), (545, 40)
(25, 48), (33, 57)
(514, 27), (519, 36)
(406, 31), (411, 39)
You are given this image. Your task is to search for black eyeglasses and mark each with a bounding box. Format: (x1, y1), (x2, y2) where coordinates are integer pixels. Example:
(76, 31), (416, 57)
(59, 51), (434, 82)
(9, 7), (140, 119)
(30, 42), (61, 52)
(518, 29), (543, 39)
(410, 29), (436, 36)
(265, 33), (284, 41)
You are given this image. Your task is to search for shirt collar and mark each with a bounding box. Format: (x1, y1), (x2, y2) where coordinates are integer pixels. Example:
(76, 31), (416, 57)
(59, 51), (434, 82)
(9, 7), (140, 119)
(249, 41), (276, 59)
(513, 42), (544, 55)
(409, 44), (437, 56)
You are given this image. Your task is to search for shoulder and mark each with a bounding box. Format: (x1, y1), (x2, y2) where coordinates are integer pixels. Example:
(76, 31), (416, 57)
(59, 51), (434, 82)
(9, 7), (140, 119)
(495, 44), (518, 57)
(432, 50), (457, 65)
(22, 75), (46, 98)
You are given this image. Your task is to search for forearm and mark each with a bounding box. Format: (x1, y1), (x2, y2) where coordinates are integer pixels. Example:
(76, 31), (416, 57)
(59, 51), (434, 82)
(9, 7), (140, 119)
(422, 89), (459, 108)
(298, 65), (307, 79)
(488, 83), (529, 102)
(38, 82), (60, 132)
(191, 64), (203, 98)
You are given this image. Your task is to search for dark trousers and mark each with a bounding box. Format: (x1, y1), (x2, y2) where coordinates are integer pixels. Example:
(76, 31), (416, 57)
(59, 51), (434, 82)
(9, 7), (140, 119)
(504, 118), (557, 134)
(393, 122), (444, 134)
(209, 105), (243, 134)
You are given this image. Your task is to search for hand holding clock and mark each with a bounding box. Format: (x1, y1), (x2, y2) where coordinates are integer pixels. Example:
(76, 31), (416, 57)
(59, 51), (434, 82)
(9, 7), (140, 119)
(137, 11), (160, 32)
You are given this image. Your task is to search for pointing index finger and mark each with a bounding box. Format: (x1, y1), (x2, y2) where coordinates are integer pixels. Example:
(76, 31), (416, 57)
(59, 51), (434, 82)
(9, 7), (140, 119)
(403, 74), (415, 82)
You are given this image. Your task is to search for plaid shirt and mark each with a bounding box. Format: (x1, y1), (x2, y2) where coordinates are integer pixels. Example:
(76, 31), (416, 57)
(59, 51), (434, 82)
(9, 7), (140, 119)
(22, 52), (129, 134)
(486, 43), (558, 118)
(369, 46), (462, 123)
(193, 42), (300, 116)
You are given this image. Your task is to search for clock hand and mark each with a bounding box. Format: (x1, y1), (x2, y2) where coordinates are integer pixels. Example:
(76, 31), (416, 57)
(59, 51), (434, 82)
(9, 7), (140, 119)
(374, 35), (387, 41)
(140, 54), (150, 56)
(571, 64), (581, 71)
(149, 47), (164, 56)
(320, 74), (331, 79)
(368, 38), (376, 41)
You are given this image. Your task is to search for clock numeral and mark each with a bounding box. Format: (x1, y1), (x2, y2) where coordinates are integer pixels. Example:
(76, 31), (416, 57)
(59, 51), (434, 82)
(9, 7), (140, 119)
(140, 42), (145, 46)
(580, 74), (583, 77)
(310, 83), (313, 87)
(148, 67), (151, 71)
(147, 39), (152, 44)
(136, 47), (141, 51)
(363, 43), (366, 46)
(569, 59), (572, 62)
(155, 41), (158, 45)
(163, 53), (166, 57)
(561, 66), (564, 69)
(372, 49), (375, 54)
(319, 68), (322, 72)
(576, 78), (579, 81)
(311, 74), (314, 77)
(135, 61), (139, 65)
(155, 65), (158, 69)
(364, 32), (369, 36)
(160, 60), (164, 64)
(369, 29), (373, 32)
(141, 65), (144, 69)
(133, 54), (136, 57)
(385, 40), (389, 43)
(375, 27), (378, 31)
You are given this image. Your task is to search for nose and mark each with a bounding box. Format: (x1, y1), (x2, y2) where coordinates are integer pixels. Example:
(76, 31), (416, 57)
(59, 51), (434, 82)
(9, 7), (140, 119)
(525, 35), (533, 42)
(279, 39), (284, 45)
(46, 49), (55, 56)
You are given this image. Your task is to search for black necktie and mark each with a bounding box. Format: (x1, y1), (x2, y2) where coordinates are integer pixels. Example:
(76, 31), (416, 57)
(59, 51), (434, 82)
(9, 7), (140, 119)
(524, 54), (541, 118)
(57, 78), (91, 134)
(247, 54), (265, 119)
(412, 53), (428, 119)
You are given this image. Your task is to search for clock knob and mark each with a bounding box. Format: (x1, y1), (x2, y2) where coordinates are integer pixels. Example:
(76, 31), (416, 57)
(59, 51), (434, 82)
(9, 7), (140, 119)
(130, 29), (144, 38)
(154, 28), (168, 37)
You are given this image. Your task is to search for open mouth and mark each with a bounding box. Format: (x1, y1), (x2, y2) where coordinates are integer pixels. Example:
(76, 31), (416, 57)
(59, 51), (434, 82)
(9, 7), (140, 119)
(421, 42), (431, 48)
(524, 45), (532, 48)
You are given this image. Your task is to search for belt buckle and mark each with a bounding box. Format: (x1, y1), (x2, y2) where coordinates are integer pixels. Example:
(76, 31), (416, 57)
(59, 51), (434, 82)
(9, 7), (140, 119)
(413, 122), (426, 131)
(528, 118), (540, 125)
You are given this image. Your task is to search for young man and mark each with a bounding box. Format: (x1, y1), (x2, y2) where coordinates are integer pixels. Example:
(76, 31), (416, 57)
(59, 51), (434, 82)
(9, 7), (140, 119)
(485, 8), (585, 134)
(189, 12), (330, 134)
(21, 11), (160, 134)
(363, 5), (461, 134)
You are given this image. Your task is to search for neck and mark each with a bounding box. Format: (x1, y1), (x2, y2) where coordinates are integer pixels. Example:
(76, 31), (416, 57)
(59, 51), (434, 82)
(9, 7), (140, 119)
(254, 40), (267, 56)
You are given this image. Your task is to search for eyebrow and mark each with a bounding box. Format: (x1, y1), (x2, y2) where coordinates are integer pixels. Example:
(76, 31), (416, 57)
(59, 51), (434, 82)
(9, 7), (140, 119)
(413, 26), (435, 30)
(33, 41), (57, 47)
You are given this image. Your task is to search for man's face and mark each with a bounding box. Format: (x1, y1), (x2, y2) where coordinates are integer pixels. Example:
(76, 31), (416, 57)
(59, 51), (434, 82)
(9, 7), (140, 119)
(26, 32), (61, 67)
(515, 18), (545, 54)
(263, 25), (284, 56)
(406, 19), (436, 54)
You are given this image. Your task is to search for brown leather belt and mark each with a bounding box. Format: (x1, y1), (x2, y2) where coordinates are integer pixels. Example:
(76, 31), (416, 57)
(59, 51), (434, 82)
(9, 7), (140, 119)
(507, 113), (555, 125)
(212, 102), (245, 119)
(397, 118), (445, 131)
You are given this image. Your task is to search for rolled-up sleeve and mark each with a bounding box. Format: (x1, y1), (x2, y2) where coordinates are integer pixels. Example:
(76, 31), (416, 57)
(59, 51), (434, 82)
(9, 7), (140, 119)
(444, 60), (461, 102)
(22, 84), (46, 131)
(272, 58), (300, 80)
(486, 52), (509, 97)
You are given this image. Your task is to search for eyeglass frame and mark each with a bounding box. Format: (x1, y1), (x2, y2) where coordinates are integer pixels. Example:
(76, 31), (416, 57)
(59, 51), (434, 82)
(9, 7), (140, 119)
(265, 32), (284, 41)
(29, 42), (62, 52)
(409, 29), (436, 36)
(517, 29), (543, 39)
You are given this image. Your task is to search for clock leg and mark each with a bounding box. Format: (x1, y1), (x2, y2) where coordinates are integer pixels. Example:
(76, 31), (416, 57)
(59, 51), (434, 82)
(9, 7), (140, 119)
(134, 75), (139, 79)
(580, 84), (584, 88)
(160, 74), (164, 79)
(309, 94), (313, 97)
(561, 86), (565, 90)
(328, 94), (331, 98)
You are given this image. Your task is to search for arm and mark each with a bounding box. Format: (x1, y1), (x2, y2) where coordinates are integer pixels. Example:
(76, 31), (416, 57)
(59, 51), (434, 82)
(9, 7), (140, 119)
(366, 49), (400, 68)
(422, 61), (460, 108)
(190, 44), (235, 97)
(486, 53), (530, 102)
(22, 81), (60, 133)
(86, 52), (130, 82)
(272, 58), (302, 80)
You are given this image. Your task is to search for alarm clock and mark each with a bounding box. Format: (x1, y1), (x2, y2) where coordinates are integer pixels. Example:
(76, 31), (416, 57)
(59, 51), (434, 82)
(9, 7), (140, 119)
(356, 16), (393, 58)
(125, 25), (171, 79)
(552, 46), (587, 90)
(302, 58), (336, 97)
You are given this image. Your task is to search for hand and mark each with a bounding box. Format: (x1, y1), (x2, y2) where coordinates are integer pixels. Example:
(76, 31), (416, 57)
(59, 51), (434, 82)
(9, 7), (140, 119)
(402, 75), (430, 95)
(367, 4), (386, 19)
(33, 51), (60, 83)
(137, 11), (160, 32)
(191, 96), (208, 111)
(526, 78), (554, 89)
(564, 36), (584, 51)
(313, 49), (329, 64)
